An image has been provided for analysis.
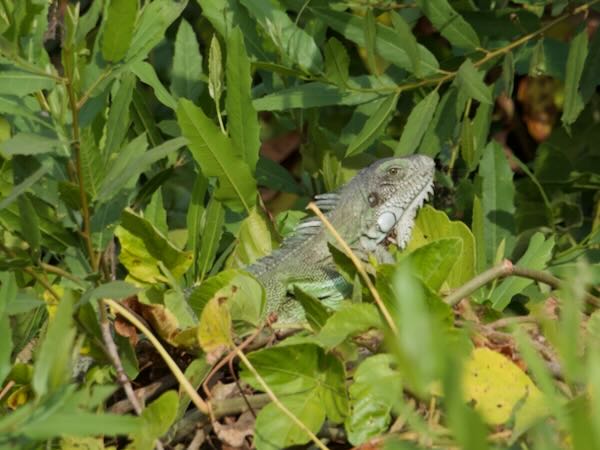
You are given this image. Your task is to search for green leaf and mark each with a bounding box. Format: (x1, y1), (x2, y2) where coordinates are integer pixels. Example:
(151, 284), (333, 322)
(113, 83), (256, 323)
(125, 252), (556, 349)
(389, 11), (421, 77)
(177, 99), (256, 212)
(126, 0), (186, 63)
(171, 18), (204, 102)
(364, 8), (377, 74)
(32, 291), (77, 398)
(408, 238), (462, 292)
(419, 87), (464, 157)
(561, 28), (588, 127)
(197, 0), (270, 60)
(101, 0), (137, 62)
(145, 188), (168, 235)
(0, 70), (55, 96)
(316, 303), (382, 350)
(396, 90), (439, 155)
(256, 157), (302, 194)
(20, 411), (140, 439)
(0, 272), (16, 386)
(490, 233), (554, 310)
(475, 141), (516, 271)
(197, 196), (225, 282)
(389, 261), (440, 395)
(226, 207), (278, 268)
(240, 0), (323, 73)
(470, 101), (493, 170)
(104, 72), (135, 158)
(345, 354), (402, 445)
(17, 193), (40, 257)
(97, 136), (186, 202)
(0, 133), (62, 156)
(346, 93), (399, 157)
(116, 209), (193, 284)
(294, 286), (331, 332)
(241, 343), (347, 445)
(226, 27), (260, 171)
(208, 34), (224, 104)
(186, 173), (208, 279)
(0, 162), (49, 211)
(80, 280), (140, 305)
(580, 26), (600, 102)
(228, 272), (266, 333)
(455, 59), (492, 105)
(416, 0), (480, 50)
(131, 391), (179, 448)
(253, 82), (380, 111)
(131, 61), (177, 109)
(501, 52), (515, 97)
(79, 127), (104, 199)
(254, 394), (325, 450)
(308, 6), (439, 75)
(460, 118), (476, 170)
(407, 206), (476, 289)
(324, 37), (349, 88)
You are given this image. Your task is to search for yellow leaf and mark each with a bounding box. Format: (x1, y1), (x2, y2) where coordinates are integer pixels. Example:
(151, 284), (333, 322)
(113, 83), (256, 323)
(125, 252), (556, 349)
(197, 296), (233, 363)
(462, 348), (547, 430)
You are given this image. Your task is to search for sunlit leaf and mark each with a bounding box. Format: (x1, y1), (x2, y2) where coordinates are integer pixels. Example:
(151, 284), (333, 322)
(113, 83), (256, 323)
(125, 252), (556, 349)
(171, 18), (204, 102)
(490, 233), (554, 309)
(416, 0), (480, 50)
(396, 90), (439, 156)
(102, 0), (137, 62)
(462, 348), (546, 430)
(226, 27), (260, 170)
(177, 99), (256, 212)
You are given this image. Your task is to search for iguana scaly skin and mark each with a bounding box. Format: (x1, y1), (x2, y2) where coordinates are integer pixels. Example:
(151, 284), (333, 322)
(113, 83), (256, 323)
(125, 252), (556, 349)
(247, 155), (435, 324)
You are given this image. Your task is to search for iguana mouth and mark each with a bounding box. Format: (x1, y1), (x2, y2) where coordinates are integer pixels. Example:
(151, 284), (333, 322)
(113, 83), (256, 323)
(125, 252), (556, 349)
(392, 176), (435, 248)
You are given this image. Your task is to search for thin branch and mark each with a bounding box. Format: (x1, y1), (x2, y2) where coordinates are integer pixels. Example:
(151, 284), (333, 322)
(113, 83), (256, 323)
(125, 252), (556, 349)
(63, 61), (97, 271)
(444, 260), (513, 306)
(104, 299), (210, 415)
(39, 262), (86, 286)
(444, 259), (600, 307)
(234, 346), (331, 450)
(307, 202), (398, 335)
(23, 267), (61, 301)
(99, 300), (143, 416)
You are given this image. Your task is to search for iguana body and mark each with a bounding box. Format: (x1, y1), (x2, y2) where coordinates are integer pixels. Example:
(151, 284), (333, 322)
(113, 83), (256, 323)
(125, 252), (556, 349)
(247, 155), (435, 324)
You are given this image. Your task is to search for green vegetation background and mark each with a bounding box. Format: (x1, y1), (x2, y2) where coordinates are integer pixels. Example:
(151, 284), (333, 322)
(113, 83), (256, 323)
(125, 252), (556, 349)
(0, 0), (600, 449)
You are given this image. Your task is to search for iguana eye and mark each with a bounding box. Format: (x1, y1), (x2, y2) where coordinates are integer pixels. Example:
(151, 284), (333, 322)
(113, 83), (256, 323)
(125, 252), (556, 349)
(368, 192), (379, 207)
(388, 167), (400, 176)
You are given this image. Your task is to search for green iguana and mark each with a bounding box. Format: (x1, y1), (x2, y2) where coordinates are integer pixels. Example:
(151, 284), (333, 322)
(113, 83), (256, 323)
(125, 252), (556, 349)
(247, 155), (435, 323)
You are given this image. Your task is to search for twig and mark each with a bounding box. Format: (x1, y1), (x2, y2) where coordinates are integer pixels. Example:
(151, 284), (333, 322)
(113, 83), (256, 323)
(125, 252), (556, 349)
(485, 315), (538, 329)
(109, 375), (178, 414)
(0, 380), (15, 402)
(234, 346), (330, 450)
(63, 57), (96, 272)
(39, 262), (86, 286)
(445, 259), (600, 307)
(170, 394), (271, 444)
(23, 267), (61, 301)
(104, 299), (210, 415)
(307, 202), (398, 335)
(99, 299), (143, 415)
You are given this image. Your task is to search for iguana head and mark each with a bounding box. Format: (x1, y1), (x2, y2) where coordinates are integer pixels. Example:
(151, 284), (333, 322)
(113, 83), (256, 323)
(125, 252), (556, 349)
(353, 155), (435, 252)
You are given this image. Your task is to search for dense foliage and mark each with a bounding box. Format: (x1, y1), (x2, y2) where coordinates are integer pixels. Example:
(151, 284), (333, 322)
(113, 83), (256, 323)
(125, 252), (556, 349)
(1, 0), (600, 448)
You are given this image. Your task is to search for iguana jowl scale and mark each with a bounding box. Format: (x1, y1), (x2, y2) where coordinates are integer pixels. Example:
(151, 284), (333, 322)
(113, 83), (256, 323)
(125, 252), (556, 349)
(247, 155), (436, 323)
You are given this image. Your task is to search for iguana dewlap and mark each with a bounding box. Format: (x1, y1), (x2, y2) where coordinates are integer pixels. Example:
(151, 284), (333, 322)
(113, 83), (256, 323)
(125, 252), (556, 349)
(247, 155), (435, 324)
